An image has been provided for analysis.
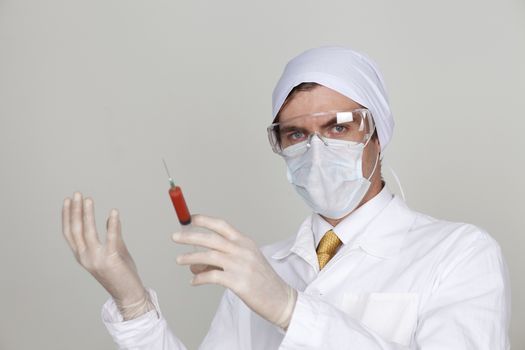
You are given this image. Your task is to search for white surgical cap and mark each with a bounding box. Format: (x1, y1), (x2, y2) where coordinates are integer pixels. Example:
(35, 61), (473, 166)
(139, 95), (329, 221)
(272, 46), (394, 151)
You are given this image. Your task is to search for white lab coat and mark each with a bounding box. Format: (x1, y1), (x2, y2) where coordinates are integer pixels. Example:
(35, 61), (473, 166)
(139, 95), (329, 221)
(102, 188), (511, 349)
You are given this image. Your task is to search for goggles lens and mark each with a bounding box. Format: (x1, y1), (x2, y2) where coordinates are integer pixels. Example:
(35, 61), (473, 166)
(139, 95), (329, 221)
(267, 109), (375, 153)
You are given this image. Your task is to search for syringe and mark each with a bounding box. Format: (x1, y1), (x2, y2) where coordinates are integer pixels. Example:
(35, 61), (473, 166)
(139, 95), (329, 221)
(162, 159), (191, 226)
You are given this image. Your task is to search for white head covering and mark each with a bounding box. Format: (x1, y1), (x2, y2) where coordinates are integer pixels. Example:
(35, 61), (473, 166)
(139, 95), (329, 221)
(272, 46), (394, 151)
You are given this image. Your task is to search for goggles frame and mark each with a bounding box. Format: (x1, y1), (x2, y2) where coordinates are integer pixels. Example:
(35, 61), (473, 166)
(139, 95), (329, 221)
(267, 109), (375, 154)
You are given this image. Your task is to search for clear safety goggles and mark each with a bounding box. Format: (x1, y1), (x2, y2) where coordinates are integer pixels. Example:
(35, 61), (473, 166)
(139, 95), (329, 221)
(267, 109), (375, 154)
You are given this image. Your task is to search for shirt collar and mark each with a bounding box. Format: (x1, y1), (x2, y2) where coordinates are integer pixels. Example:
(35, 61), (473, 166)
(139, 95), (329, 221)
(270, 216), (316, 261)
(271, 186), (417, 261)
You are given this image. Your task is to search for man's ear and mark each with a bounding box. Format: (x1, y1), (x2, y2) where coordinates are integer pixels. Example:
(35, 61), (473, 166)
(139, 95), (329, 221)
(373, 134), (381, 154)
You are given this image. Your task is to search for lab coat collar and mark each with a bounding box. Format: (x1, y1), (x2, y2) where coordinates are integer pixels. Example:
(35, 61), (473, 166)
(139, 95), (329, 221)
(271, 191), (417, 262)
(356, 195), (417, 259)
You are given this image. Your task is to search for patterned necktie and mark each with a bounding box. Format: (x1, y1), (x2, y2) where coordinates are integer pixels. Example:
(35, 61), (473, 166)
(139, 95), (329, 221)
(316, 229), (342, 270)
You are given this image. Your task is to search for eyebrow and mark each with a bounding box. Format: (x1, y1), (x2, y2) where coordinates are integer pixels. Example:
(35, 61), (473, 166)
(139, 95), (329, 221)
(279, 117), (338, 134)
(320, 117), (338, 129)
(279, 125), (307, 134)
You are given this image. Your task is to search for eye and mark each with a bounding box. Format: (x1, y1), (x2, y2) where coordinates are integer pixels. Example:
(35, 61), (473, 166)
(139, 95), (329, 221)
(288, 130), (305, 141)
(331, 124), (347, 134)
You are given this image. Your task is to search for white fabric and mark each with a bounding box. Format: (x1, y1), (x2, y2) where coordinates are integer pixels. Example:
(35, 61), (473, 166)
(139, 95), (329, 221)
(101, 187), (511, 349)
(282, 137), (371, 219)
(272, 46), (394, 151)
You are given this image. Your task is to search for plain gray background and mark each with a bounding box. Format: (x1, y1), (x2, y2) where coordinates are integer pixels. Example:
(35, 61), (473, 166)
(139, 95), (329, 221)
(1, 0), (523, 349)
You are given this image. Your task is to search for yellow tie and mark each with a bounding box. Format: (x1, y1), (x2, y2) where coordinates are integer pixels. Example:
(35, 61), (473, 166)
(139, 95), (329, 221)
(316, 229), (342, 270)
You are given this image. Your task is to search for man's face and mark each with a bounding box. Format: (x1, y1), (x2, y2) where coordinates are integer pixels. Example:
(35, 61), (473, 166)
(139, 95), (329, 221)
(277, 85), (381, 181)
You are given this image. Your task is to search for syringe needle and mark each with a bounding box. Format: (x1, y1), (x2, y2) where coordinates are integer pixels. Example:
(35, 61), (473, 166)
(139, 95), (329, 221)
(162, 158), (176, 187)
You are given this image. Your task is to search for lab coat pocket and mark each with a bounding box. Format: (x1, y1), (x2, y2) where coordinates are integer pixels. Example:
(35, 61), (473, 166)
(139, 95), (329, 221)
(341, 292), (419, 347)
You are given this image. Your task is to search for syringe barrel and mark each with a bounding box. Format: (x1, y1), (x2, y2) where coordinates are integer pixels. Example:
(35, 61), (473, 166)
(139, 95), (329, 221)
(169, 186), (191, 225)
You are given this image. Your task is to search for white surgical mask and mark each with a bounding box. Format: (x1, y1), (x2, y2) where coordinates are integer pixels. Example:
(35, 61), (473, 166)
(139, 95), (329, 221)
(281, 135), (378, 219)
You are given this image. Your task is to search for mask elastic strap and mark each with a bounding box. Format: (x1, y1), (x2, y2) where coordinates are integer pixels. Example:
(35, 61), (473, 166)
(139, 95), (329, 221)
(366, 152), (380, 182)
(387, 164), (406, 201)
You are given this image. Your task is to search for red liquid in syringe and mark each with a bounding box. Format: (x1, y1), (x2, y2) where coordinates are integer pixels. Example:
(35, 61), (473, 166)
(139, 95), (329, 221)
(163, 159), (192, 226)
(169, 185), (191, 225)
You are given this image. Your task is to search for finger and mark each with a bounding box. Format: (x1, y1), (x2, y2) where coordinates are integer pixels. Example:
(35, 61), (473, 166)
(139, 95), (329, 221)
(106, 209), (121, 251)
(83, 198), (101, 248)
(191, 269), (230, 288)
(176, 250), (231, 270)
(61, 197), (76, 251)
(190, 264), (218, 274)
(191, 215), (241, 241)
(172, 230), (236, 253)
(70, 192), (86, 251)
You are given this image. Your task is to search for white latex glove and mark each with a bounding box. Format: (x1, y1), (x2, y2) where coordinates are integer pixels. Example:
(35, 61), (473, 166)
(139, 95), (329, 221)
(172, 214), (297, 329)
(61, 192), (154, 320)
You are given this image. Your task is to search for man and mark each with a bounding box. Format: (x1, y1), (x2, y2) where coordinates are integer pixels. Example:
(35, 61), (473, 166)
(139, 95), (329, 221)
(61, 46), (510, 349)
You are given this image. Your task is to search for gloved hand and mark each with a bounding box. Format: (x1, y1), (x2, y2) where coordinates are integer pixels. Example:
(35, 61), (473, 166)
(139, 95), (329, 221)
(172, 214), (297, 329)
(61, 192), (154, 320)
